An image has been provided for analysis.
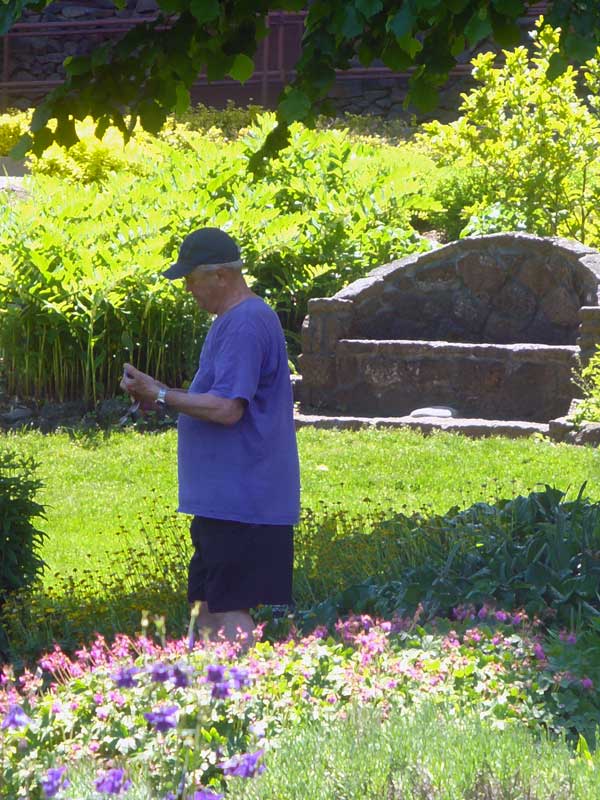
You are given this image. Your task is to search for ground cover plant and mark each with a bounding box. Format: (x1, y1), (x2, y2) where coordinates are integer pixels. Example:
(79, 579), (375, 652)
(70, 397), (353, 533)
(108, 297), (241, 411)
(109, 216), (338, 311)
(2, 613), (600, 799)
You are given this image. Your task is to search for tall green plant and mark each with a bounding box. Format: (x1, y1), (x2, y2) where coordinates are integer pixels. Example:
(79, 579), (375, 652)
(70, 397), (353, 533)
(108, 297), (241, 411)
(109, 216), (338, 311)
(0, 114), (434, 400)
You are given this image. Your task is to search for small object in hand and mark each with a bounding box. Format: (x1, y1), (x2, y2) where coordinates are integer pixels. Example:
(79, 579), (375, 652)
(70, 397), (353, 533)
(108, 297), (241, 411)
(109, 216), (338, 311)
(119, 400), (140, 426)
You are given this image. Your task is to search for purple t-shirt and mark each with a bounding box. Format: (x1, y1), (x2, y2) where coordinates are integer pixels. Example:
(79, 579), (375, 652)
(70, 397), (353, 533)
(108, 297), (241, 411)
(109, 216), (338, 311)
(177, 296), (300, 525)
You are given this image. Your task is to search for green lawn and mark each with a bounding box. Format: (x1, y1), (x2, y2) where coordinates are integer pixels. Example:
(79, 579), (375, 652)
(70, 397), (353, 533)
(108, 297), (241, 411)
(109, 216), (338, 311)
(3, 426), (599, 581)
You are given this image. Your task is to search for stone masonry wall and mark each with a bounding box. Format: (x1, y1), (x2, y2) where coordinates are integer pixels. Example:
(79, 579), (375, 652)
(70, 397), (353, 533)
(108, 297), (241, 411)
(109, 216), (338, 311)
(300, 233), (600, 421)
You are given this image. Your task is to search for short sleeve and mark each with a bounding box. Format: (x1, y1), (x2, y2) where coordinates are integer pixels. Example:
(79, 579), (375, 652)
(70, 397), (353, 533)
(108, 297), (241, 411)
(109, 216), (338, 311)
(208, 321), (263, 402)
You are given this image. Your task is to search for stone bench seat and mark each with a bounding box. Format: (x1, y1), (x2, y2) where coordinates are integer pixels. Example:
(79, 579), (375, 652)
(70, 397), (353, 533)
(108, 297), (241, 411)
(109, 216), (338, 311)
(299, 234), (600, 424)
(333, 338), (577, 422)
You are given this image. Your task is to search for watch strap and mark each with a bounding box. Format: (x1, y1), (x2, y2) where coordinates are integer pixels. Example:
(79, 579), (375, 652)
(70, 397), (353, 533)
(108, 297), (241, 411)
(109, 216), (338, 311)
(156, 387), (168, 406)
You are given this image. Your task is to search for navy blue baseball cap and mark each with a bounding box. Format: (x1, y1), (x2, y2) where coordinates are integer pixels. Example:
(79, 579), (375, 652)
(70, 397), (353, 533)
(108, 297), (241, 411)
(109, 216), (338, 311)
(163, 227), (242, 279)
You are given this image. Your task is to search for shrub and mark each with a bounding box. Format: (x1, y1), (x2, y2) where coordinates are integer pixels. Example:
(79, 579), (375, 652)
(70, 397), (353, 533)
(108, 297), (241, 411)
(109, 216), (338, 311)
(0, 109), (30, 158)
(573, 347), (600, 424)
(293, 485), (600, 633)
(417, 19), (600, 245)
(0, 447), (46, 602)
(175, 99), (263, 138)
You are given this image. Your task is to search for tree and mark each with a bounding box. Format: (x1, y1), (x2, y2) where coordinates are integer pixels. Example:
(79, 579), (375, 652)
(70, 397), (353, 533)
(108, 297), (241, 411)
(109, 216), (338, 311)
(1, 0), (600, 165)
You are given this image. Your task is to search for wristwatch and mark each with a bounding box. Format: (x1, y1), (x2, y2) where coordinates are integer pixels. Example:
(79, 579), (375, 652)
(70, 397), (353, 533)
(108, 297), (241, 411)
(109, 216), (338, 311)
(155, 387), (168, 407)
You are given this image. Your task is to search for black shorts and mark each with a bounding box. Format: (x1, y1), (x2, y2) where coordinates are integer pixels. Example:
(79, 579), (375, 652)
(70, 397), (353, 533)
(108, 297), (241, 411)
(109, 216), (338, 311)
(187, 515), (294, 612)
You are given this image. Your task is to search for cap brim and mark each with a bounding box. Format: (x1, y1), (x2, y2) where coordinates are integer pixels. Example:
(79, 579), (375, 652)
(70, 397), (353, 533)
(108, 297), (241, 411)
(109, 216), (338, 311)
(162, 261), (191, 280)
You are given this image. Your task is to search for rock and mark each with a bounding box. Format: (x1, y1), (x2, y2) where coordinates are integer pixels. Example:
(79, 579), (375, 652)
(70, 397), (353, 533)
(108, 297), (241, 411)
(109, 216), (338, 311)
(541, 286), (581, 328)
(40, 401), (87, 421)
(573, 423), (600, 446)
(60, 6), (91, 18)
(409, 406), (459, 418)
(2, 406), (34, 423)
(95, 398), (130, 424)
(548, 415), (574, 442)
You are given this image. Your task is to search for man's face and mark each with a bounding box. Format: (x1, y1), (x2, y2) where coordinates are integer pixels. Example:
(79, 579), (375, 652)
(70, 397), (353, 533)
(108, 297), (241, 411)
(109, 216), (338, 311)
(184, 267), (223, 313)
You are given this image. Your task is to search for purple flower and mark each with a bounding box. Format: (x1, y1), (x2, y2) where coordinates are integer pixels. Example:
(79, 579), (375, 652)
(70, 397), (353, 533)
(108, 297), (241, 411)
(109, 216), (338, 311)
(144, 705), (179, 732)
(229, 666), (250, 689)
(477, 606), (488, 620)
(206, 664), (227, 683)
(41, 766), (69, 798)
(171, 664), (193, 688)
(95, 768), (132, 795)
(190, 791), (224, 800)
(222, 749), (265, 778)
(112, 666), (139, 689)
(150, 662), (171, 683)
(211, 681), (231, 700)
(581, 677), (594, 690)
(533, 643), (546, 661)
(494, 610), (510, 623)
(1, 705), (32, 729)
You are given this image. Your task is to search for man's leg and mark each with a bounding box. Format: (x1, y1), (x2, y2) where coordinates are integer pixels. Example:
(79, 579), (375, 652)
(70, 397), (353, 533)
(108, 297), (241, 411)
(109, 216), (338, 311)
(196, 603), (255, 648)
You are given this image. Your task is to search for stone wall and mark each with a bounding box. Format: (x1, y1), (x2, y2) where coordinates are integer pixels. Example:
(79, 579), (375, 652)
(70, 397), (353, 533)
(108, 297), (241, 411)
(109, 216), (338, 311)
(300, 233), (600, 421)
(1, 1), (158, 108)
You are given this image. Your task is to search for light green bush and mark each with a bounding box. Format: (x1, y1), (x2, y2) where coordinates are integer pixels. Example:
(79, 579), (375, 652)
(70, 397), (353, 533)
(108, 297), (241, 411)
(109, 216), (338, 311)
(0, 109), (30, 157)
(417, 19), (600, 245)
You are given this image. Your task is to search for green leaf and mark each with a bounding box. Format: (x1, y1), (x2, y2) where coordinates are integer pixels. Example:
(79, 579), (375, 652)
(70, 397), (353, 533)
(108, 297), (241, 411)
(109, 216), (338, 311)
(356, 0), (383, 19)
(409, 77), (439, 111)
(189, 0), (220, 25)
(546, 51), (568, 81)
(30, 104), (53, 133)
(9, 132), (33, 161)
(174, 82), (190, 113)
(64, 55), (91, 77)
(450, 34), (465, 57)
(55, 117), (78, 149)
(444, 0), (471, 10)
(490, 14), (521, 48)
(464, 8), (492, 46)
(0, 0), (29, 36)
(157, 0), (185, 12)
(278, 88), (312, 123)
(388, 5), (415, 41)
(491, 0), (524, 15)
(228, 53), (254, 84)
(564, 31), (597, 63)
(138, 100), (165, 134)
(381, 40), (412, 71)
(94, 116), (110, 140)
(341, 6), (364, 39)
(358, 42), (374, 66)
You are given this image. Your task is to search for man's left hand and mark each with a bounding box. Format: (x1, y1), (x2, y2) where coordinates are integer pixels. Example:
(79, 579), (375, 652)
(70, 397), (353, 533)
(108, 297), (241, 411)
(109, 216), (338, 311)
(120, 363), (162, 404)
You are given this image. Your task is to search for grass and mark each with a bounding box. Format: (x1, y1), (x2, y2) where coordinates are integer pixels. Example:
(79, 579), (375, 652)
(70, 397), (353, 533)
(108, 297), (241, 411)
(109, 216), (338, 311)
(229, 703), (600, 800)
(2, 426), (599, 583)
(58, 702), (600, 799)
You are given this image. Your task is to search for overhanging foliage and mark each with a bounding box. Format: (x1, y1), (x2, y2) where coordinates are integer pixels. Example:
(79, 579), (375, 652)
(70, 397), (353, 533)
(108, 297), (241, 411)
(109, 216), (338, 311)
(1, 1), (600, 164)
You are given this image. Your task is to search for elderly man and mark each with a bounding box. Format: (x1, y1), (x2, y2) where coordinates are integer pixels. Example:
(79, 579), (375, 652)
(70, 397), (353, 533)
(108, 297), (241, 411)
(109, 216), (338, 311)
(121, 227), (300, 645)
